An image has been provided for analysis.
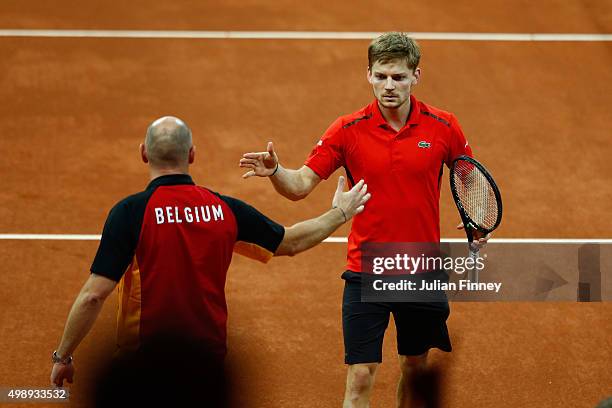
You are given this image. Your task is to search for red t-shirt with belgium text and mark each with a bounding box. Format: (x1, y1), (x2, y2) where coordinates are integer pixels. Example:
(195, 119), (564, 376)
(90, 174), (285, 356)
(305, 95), (472, 272)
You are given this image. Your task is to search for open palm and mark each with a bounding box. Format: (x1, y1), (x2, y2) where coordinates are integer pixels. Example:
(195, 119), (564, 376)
(240, 142), (279, 178)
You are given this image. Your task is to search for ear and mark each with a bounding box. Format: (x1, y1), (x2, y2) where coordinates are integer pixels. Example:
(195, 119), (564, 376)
(188, 145), (195, 164)
(366, 67), (373, 84)
(412, 68), (421, 85)
(140, 143), (149, 164)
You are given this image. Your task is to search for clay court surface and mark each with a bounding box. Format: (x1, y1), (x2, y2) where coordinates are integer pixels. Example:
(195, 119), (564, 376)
(1, 1), (611, 407)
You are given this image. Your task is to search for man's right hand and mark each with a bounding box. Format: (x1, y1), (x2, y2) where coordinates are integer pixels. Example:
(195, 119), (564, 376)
(240, 142), (279, 178)
(332, 177), (371, 221)
(274, 176), (371, 257)
(51, 361), (74, 387)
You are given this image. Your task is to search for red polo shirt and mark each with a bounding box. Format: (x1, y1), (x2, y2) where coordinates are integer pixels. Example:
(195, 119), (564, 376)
(305, 95), (472, 272)
(90, 174), (285, 356)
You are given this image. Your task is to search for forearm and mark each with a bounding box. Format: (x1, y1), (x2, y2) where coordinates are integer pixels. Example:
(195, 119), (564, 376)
(270, 165), (313, 201)
(276, 208), (345, 256)
(55, 292), (105, 358)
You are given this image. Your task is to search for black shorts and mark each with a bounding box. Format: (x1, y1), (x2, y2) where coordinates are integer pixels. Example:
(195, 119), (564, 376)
(342, 271), (452, 365)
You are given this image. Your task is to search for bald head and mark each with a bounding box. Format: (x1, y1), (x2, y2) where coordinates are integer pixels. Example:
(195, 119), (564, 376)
(144, 116), (193, 168)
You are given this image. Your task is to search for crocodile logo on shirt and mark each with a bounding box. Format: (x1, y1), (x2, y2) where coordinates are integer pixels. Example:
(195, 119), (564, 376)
(418, 141), (432, 149)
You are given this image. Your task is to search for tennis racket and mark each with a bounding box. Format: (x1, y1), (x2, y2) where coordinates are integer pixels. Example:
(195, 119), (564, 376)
(450, 155), (502, 283)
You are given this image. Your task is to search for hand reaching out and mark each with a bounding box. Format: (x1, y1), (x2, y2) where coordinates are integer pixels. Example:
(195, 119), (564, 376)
(240, 142), (279, 178)
(332, 177), (371, 221)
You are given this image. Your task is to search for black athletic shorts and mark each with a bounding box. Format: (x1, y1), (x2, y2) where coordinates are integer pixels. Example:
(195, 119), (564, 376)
(342, 271), (452, 365)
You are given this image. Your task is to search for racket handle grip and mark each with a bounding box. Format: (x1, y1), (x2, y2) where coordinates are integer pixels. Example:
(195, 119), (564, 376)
(468, 246), (480, 283)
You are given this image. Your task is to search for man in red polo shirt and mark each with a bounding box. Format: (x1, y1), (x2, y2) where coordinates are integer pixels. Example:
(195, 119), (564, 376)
(240, 32), (489, 407)
(50, 116), (370, 403)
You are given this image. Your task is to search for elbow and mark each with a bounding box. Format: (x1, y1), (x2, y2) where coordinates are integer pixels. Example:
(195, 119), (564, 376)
(276, 240), (300, 257)
(80, 292), (105, 307)
(288, 243), (302, 256)
(285, 183), (311, 201)
(284, 242), (300, 257)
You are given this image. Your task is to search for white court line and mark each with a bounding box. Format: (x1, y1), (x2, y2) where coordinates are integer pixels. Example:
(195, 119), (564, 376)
(0, 234), (101, 240)
(1, 234), (611, 244)
(0, 30), (610, 42)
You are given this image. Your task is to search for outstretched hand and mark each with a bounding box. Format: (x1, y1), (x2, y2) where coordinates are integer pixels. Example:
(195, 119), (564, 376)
(332, 177), (371, 221)
(240, 142), (279, 178)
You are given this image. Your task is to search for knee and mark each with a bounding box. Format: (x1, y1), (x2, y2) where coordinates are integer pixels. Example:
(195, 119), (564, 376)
(399, 352), (428, 375)
(347, 364), (376, 395)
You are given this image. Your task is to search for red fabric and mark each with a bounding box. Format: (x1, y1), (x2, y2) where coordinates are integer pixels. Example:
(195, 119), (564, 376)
(135, 185), (237, 354)
(305, 95), (472, 272)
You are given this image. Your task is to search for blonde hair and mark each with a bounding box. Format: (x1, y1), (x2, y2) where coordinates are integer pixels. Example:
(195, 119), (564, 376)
(368, 32), (420, 70)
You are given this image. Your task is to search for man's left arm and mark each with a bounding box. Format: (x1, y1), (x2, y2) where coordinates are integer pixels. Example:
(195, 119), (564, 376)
(50, 273), (117, 387)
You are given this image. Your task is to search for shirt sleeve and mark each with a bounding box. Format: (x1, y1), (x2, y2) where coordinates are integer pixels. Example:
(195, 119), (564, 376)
(304, 117), (345, 180)
(445, 113), (473, 167)
(220, 195), (285, 263)
(90, 200), (139, 281)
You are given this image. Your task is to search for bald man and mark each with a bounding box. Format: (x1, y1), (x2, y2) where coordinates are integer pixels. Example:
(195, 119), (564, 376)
(50, 116), (370, 388)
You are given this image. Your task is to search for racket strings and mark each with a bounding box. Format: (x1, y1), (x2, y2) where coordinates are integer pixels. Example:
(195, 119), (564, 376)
(452, 161), (499, 230)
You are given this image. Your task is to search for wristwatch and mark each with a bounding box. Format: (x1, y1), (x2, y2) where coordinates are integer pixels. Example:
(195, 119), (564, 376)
(52, 350), (73, 365)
